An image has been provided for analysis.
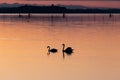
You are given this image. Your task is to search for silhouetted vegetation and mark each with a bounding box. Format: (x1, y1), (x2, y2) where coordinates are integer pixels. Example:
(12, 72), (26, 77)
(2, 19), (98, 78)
(0, 5), (120, 13)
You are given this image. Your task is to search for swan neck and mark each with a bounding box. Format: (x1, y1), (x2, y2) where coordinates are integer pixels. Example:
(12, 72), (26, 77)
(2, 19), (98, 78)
(63, 45), (65, 51)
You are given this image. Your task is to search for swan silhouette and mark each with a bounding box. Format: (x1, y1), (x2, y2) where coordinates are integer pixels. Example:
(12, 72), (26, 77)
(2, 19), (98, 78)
(62, 44), (73, 55)
(47, 46), (57, 53)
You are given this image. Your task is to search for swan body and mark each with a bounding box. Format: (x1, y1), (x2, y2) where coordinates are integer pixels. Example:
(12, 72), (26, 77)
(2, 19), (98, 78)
(47, 46), (57, 53)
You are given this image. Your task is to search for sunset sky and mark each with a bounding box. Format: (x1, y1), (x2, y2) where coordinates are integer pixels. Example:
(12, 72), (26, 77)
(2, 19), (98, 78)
(0, 0), (120, 8)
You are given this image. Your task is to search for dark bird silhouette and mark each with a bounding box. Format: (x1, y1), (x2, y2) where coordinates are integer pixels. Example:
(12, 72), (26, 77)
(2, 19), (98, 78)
(62, 44), (73, 55)
(47, 46), (57, 53)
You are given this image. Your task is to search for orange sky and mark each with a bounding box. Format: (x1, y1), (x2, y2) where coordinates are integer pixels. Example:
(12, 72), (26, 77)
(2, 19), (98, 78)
(0, 0), (120, 8)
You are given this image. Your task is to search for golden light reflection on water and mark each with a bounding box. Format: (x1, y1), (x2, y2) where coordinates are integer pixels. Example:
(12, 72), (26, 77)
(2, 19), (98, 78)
(0, 14), (120, 80)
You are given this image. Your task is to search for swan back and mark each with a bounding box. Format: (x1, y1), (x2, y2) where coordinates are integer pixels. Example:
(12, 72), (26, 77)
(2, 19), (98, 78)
(47, 46), (57, 53)
(50, 48), (57, 53)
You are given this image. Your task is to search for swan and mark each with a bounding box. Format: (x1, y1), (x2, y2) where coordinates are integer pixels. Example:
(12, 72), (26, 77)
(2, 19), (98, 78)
(47, 46), (57, 53)
(62, 44), (73, 55)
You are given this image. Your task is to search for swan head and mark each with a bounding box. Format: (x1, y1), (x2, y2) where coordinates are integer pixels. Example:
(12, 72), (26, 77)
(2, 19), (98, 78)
(62, 44), (65, 46)
(47, 46), (50, 48)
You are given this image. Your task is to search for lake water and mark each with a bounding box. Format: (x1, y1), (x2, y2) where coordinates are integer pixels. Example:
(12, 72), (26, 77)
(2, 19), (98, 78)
(0, 14), (120, 80)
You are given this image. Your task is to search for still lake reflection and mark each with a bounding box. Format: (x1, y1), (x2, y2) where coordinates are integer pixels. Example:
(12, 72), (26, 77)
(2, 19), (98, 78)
(0, 14), (120, 80)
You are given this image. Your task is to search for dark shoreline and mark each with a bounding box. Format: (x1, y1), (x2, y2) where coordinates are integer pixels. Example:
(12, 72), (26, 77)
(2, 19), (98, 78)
(0, 5), (120, 14)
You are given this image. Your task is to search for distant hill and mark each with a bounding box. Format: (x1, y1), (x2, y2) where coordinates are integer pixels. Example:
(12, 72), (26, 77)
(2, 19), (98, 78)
(0, 3), (24, 8)
(0, 3), (120, 13)
(59, 5), (88, 9)
(0, 3), (119, 9)
(0, 3), (88, 9)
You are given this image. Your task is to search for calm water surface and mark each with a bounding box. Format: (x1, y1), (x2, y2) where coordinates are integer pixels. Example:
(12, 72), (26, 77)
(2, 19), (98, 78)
(0, 14), (120, 80)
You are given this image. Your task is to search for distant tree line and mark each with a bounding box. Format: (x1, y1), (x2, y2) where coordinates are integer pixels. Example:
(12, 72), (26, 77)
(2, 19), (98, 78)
(0, 5), (120, 13)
